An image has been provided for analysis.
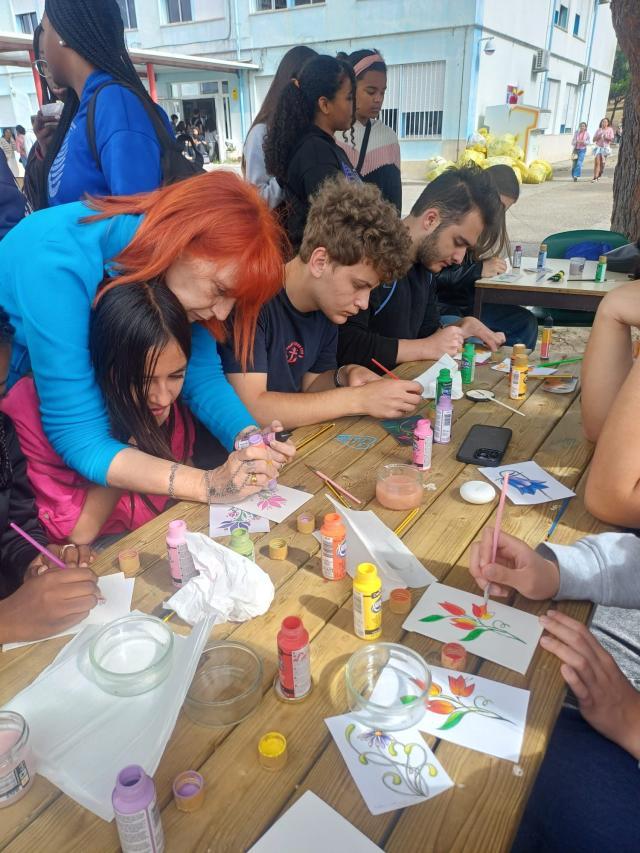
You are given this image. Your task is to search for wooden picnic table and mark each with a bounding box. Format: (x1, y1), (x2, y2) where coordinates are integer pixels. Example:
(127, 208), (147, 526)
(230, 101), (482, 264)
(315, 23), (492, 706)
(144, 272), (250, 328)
(473, 256), (630, 317)
(0, 358), (607, 853)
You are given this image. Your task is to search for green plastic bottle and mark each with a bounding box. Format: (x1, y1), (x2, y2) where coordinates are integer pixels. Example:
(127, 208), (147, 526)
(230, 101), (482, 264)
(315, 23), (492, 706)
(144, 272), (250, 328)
(228, 528), (255, 560)
(460, 343), (476, 384)
(436, 368), (452, 403)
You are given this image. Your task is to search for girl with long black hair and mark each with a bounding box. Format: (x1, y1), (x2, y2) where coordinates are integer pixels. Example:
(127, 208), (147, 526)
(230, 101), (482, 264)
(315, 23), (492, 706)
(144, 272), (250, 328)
(263, 54), (359, 251)
(37, 0), (174, 208)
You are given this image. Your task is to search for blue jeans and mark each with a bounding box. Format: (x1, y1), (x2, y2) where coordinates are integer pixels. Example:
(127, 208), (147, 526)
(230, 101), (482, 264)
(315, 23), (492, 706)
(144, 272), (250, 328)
(442, 304), (538, 350)
(512, 707), (640, 853)
(571, 147), (586, 178)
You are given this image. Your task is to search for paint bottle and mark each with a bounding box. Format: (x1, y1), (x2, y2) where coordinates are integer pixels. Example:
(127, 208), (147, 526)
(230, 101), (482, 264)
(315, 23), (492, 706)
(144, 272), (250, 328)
(320, 512), (347, 580)
(435, 368), (452, 403)
(353, 563), (382, 640)
(460, 342), (476, 384)
(595, 254), (607, 283)
(228, 528), (256, 561)
(511, 343), (526, 358)
(536, 243), (547, 270)
(412, 418), (433, 471)
(112, 765), (165, 853)
(277, 616), (311, 700)
(0, 712), (34, 809)
(512, 245), (523, 269)
(434, 394), (453, 444)
(509, 353), (529, 400)
(540, 316), (553, 360)
(166, 519), (198, 588)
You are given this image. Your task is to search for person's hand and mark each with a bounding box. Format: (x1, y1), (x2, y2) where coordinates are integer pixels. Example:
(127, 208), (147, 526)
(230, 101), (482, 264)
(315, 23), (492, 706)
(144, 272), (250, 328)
(425, 326), (465, 357)
(344, 365), (382, 386)
(263, 419), (296, 468)
(469, 526), (560, 599)
(26, 542), (96, 578)
(4, 567), (101, 643)
(205, 440), (278, 502)
(457, 317), (506, 351)
(32, 110), (60, 158)
(355, 377), (423, 419)
(539, 610), (640, 759)
(598, 281), (640, 329)
(482, 257), (508, 278)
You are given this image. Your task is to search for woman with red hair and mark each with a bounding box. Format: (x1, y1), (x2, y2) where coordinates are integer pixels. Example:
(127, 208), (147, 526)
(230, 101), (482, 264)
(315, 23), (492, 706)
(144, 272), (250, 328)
(0, 170), (293, 506)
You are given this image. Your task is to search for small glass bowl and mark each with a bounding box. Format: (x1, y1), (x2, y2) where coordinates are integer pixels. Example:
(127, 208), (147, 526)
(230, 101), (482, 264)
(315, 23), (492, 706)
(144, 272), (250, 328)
(184, 641), (263, 727)
(345, 643), (431, 731)
(89, 615), (174, 697)
(375, 463), (423, 510)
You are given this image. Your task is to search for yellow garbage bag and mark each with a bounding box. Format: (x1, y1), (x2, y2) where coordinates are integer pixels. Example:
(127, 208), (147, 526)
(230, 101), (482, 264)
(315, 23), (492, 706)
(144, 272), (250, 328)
(458, 148), (486, 166)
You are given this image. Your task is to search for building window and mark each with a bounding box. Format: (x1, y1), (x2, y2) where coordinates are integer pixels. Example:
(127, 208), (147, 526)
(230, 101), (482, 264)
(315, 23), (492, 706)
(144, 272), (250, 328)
(573, 13), (582, 36)
(116, 0), (137, 29)
(380, 61), (445, 140)
(254, 0), (321, 10)
(16, 12), (38, 34)
(165, 0), (193, 23)
(554, 4), (569, 29)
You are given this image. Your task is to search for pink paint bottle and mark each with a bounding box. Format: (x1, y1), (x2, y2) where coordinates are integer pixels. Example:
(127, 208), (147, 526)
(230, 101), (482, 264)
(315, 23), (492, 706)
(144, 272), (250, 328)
(0, 712), (34, 809)
(113, 765), (165, 853)
(166, 520), (198, 588)
(412, 418), (433, 471)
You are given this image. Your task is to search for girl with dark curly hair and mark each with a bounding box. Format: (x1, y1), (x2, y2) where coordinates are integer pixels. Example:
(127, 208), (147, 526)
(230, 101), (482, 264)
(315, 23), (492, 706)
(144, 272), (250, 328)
(263, 54), (360, 252)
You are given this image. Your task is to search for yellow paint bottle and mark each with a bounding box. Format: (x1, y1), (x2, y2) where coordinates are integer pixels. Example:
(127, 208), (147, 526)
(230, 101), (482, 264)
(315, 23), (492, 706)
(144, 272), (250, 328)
(353, 563), (382, 640)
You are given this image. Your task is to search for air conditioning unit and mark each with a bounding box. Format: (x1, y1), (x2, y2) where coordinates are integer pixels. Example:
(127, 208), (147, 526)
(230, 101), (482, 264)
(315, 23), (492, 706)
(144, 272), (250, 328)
(532, 49), (550, 74)
(578, 67), (592, 85)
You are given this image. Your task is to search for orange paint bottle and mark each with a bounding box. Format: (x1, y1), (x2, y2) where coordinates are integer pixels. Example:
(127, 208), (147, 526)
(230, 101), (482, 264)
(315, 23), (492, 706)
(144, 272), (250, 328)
(320, 513), (347, 580)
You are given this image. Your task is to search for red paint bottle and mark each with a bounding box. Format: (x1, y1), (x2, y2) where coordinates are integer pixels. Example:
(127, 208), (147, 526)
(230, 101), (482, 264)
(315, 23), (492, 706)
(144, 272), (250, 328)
(277, 616), (311, 700)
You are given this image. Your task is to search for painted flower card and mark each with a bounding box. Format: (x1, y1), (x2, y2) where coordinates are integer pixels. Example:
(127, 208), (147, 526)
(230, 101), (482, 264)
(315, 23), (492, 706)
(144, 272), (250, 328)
(402, 582), (543, 674)
(372, 664), (530, 763)
(477, 460), (575, 505)
(325, 714), (453, 816)
(231, 484), (313, 523)
(209, 505), (270, 538)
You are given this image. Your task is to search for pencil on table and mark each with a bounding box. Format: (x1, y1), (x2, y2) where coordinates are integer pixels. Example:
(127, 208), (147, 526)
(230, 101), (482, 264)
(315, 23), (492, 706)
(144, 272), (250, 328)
(394, 507), (419, 537)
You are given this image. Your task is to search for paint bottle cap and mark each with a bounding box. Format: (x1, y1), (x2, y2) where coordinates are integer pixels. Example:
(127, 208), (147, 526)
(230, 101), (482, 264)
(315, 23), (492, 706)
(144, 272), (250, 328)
(515, 244), (522, 250)
(118, 549), (140, 573)
(598, 255), (607, 263)
(539, 243), (547, 251)
(389, 588), (412, 614)
(511, 343), (526, 357)
(172, 770), (205, 813)
(438, 368), (451, 380)
(463, 342), (475, 355)
(296, 512), (315, 534)
(258, 731), (288, 771)
(248, 433), (264, 446)
(543, 316), (553, 328)
(321, 512), (345, 536)
(413, 418), (432, 439)
(268, 538), (288, 560)
(441, 642), (467, 670)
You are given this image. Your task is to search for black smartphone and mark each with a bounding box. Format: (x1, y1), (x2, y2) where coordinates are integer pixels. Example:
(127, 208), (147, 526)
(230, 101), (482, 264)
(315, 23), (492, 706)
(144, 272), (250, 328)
(456, 424), (512, 466)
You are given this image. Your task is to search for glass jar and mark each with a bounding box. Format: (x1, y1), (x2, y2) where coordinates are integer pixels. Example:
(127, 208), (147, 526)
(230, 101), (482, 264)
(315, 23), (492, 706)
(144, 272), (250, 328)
(0, 711), (34, 808)
(375, 463), (423, 510)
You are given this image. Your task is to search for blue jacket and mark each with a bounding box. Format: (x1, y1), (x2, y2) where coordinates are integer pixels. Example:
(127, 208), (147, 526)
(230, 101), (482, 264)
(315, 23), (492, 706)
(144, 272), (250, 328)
(0, 202), (253, 485)
(0, 153), (25, 240)
(48, 71), (173, 206)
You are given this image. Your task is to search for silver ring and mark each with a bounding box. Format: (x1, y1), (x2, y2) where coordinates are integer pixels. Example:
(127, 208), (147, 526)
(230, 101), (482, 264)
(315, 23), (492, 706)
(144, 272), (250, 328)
(60, 544), (78, 558)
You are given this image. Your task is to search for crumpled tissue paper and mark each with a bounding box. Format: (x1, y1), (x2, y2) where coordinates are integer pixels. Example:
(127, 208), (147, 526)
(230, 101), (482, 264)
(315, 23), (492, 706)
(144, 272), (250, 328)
(163, 531), (275, 626)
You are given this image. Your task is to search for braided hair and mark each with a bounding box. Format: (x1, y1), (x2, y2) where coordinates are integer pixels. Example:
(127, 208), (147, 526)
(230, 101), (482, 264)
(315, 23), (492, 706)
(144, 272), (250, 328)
(263, 54), (356, 185)
(0, 308), (15, 490)
(40, 0), (152, 201)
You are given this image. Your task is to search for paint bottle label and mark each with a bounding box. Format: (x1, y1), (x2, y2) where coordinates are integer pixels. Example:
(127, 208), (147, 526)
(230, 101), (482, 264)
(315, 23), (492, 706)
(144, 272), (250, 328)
(540, 328), (552, 360)
(278, 642), (311, 699)
(595, 258), (607, 283)
(537, 248), (547, 270)
(512, 246), (523, 269)
(416, 434), (433, 471)
(168, 542), (198, 588)
(434, 407), (452, 444)
(353, 588), (382, 639)
(460, 350), (475, 384)
(115, 795), (165, 853)
(321, 533), (346, 580)
(412, 434), (425, 468)
(0, 760), (31, 805)
(509, 365), (528, 400)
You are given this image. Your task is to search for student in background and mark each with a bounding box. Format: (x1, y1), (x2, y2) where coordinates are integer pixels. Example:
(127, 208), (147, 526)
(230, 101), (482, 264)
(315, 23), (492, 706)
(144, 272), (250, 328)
(469, 525), (640, 853)
(336, 48), (401, 212)
(264, 54), (360, 252)
(36, 0), (175, 208)
(0, 129), (19, 179)
(243, 45), (317, 210)
(15, 126), (27, 168)
(0, 153), (26, 241)
(220, 178), (423, 428)
(592, 117), (614, 182)
(571, 121), (590, 181)
(338, 166), (505, 368)
(436, 164), (538, 350)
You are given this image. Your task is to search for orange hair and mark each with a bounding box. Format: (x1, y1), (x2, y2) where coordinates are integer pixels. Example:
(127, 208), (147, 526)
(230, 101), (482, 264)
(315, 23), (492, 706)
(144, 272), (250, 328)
(84, 170), (285, 369)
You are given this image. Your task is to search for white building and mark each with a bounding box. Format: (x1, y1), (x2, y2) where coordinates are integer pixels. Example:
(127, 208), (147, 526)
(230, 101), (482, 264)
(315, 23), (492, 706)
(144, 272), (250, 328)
(0, 0), (617, 167)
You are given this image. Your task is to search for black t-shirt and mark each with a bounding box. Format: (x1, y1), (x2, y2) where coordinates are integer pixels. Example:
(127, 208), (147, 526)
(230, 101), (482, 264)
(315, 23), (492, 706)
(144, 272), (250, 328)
(337, 263), (441, 367)
(220, 290), (338, 392)
(284, 125), (360, 252)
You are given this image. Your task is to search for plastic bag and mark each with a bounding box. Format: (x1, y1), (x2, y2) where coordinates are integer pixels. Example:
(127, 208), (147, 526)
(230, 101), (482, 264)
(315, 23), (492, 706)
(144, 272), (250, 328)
(529, 159), (553, 179)
(425, 159), (454, 182)
(524, 164), (547, 184)
(458, 148), (486, 166)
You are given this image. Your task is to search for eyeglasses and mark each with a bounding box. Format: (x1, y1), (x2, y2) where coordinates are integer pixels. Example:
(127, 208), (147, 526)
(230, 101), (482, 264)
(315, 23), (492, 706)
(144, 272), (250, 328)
(32, 59), (48, 76)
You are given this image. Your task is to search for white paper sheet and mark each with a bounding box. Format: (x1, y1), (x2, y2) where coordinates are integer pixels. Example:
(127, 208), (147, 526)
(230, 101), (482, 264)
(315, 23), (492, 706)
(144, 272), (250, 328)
(491, 358), (557, 377)
(1, 612), (212, 821)
(3, 572), (135, 651)
(325, 713), (453, 815)
(325, 496), (436, 600)
(209, 505), (270, 537)
(249, 791), (382, 852)
(477, 460), (576, 505)
(231, 484), (312, 523)
(413, 353), (463, 400)
(402, 582), (543, 675)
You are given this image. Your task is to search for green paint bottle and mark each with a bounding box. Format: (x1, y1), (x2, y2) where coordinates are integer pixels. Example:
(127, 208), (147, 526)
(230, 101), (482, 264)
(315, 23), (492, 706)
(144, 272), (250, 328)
(228, 528), (255, 560)
(595, 255), (607, 283)
(436, 368), (452, 403)
(460, 343), (476, 384)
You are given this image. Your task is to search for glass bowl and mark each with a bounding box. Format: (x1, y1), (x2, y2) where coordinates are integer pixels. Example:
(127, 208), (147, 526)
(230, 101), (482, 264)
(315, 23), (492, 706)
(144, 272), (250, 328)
(89, 615), (174, 697)
(345, 643), (431, 731)
(184, 641), (263, 727)
(375, 463), (424, 510)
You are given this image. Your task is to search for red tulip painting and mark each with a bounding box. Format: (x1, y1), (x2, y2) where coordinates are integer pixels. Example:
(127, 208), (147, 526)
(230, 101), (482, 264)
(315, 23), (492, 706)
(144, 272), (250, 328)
(401, 675), (514, 731)
(419, 600), (525, 644)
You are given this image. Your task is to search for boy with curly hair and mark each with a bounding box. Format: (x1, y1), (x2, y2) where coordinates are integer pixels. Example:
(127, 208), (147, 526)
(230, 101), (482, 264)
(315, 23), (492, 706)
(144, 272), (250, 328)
(219, 177), (423, 428)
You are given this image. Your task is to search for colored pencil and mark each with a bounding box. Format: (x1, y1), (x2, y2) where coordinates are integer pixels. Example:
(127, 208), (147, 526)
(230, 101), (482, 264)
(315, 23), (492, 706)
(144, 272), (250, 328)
(545, 498), (570, 542)
(314, 469), (362, 504)
(394, 507), (420, 537)
(485, 472), (510, 603)
(295, 422), (335, 451)
(10, 522), (66, 569)
(536, 356), (583, 368)
(324, 482), (350, 508)
(371, 357), (401, 381)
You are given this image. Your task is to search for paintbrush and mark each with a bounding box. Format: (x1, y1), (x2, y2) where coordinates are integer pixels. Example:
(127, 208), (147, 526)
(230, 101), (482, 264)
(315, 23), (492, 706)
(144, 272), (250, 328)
(10, 522), (66, 569)
(324, 482), (350, 508)
(295, 422), (335, 451)
(313, 469), (362, 504)
(394, 507), (419, 537)
(485, 472), (510, 603)
(371, 357), (401, 380)
(545, 498), (570, 542)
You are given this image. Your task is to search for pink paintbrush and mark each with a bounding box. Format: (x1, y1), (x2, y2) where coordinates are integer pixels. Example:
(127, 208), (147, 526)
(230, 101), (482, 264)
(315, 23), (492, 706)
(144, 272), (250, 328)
(484, 472), (510, 603)
(10, 522), (66, 569)
(313, 470), (362, 505)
